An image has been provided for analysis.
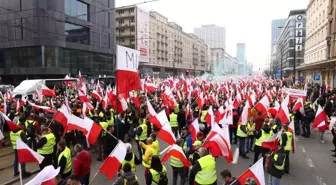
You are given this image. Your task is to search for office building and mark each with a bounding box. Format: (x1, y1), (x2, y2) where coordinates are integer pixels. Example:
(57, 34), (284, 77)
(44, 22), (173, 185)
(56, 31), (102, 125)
(274, 9), (306, 82)
(194, 25), (226, 49)
(210, 48), (238, 76)
(0, 0), (116, 84)
(116, 6), (208, 78)
(237, 43), (246, 75)
(270, 19), (286, 68)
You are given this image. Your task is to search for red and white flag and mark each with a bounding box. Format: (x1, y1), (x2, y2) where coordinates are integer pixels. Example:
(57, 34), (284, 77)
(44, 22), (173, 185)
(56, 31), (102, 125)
(144, 82), (157, 94)
(196, 92), (204, 110)
(254, 96), (270, 113)
(146, 99), (157, 116)
(83, 117), (103, 145)
(157, 120), (176, 145)
(91, 90), (102, 102)
(239, 103), (250, 125)
(237, 157), (266, 185)
(41, 84), (56, 97)
(149, 110), (168, 129)
(28, 101), (54, 114)
(25, 165), (60, 185)
(116, 45), (142, 95)
(261, 129), (282, 151)
(188, 118), (200, 143)
(312, 105), (329, 131)
(54, 104), (70, 128)
(0, 112), (20, 131)
(66, 115), (88, 134)
(292, 97), (303, 113)
(99, 140), (127, 179)
(288, 121), (296, 153)
(161, 144), (191, 166)
(16, 138), (44, 164)
(204, 106), (215, 126)
(276, 95), (290, 125)
(118, 94), (129, 112)
(268, 101), (280, 117)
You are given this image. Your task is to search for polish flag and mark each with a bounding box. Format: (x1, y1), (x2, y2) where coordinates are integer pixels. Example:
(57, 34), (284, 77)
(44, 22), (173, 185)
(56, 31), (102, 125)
(196, 92), (204, 110)
(157, 120), (176, 145)
(91, 90), (102, 102)
(288, 121), (296, 153)
(261, 129), (283, 151)
(3, 94), (7, 116)
(237, 158), (266, 185)
(161, 144), (191, 166)
(96, 80), (103, 97)
(28, 101), (54, 114)
(41, 84), (56, 97)
(101, 92), (109, 110)
(118, 94), (128, 112)
(25, 165), (60, 185)
(268, 101), (280, 117)
(83, 117), (103, 145)
(144, 82), (157, 94)
(188, 118), (200, 143)
(116, 45), (142, 95)
(149, 110), (169, 129)
(276, 95), (290, 124)
(54, 104), (70, 128)
(292, 97), (303, 112)
(147, 99), (157, 116)
(204, 106), (215, 126)
(239, 103), (250, 125)
(254, 96), (270, 113)
(233, 94), (241, 109)
(66, 115), (88, 134)
(99, 140), (127, 179)
(64, 75), (75, 89)
(0, 112), (20, 131)
(78, 71), (83, 87)
(312, 105), (329, 131)
(185, 103), (190, 120)
(16, 138), (44, 164)
(215, 106), (225, 123)
(220, 108), (233, 125)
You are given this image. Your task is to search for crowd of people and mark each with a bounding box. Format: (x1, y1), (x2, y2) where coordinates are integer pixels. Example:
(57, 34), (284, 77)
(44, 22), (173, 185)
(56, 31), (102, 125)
(0, 76), (335, 185)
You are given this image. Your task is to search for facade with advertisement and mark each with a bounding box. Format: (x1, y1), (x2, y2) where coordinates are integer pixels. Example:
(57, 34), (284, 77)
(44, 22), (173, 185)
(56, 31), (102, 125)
(136, 7), (150, 63)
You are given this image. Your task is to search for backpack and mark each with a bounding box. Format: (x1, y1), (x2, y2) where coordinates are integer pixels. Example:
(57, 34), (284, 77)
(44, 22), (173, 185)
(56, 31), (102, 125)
(125, 176), (139, 185)
(157, 171), (168, 185)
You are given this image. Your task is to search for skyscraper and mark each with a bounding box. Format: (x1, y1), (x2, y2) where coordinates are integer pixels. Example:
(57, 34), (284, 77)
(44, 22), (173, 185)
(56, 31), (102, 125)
(237, 43), (246, 75)
(194, 25), (226, 50)
(271, 19), (286, 55)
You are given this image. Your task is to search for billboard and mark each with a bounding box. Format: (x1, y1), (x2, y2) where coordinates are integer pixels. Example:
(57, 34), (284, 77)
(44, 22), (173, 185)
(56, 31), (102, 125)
(116, 45), (140, 72)
(137, 7), (149, 63)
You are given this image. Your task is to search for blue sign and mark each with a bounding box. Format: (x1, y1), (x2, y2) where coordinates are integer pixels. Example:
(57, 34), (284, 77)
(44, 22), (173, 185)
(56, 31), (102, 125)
(275, 69), (281, 79)
(314, 74), (320, 81)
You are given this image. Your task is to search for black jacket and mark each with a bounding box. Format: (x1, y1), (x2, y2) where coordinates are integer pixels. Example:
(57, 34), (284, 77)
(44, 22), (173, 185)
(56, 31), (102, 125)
(103, 133), (118, 156)
(266, 151), (286, 179)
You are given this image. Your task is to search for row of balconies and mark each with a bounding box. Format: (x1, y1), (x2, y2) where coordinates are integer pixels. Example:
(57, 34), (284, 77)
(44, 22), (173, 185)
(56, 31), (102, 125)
(116, 22), (136, 27)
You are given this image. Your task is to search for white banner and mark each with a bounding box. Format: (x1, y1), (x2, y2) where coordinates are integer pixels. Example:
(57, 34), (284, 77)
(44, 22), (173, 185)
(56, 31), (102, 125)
(117, 45), (140, 72)
(137, 7), (149, 63)
(284, 88), (307, 98)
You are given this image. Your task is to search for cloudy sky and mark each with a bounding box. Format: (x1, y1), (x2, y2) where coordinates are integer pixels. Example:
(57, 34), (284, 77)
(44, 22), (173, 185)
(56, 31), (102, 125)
(116, 0), (309, 71)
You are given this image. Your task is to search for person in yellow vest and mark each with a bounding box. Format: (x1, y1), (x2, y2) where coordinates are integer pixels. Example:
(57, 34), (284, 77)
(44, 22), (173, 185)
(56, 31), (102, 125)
(57, 141), (72, 179)
(146, 156), (168, 185)
(169, 110), (179, 137)
(253, 123), (273, 164)
(97, 117), (108, 161)
(25, 115), (38, 151)
(106, 111), (114, 126)
(200, 108), (208, 124)
(170, 139), (187, 185)
(10, 127), (31, 177)
(121, 143), (141, 172)
(189, 147), (217, 185)
(37, 127), (56, 170)
(246, 117), (256, 152)
(280, 123), (293, 174)
(136, 118), (148, 156)
(140, 137), (155, 176)
(113, 163), (139, 185)
(237, 124), (249, 159)
(266, 148), (286, 185)
(150, 133), (160, 156)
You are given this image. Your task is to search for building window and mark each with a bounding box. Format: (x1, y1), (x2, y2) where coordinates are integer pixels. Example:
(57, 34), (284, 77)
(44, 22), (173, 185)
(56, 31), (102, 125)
(65, 23), (90, 45)
(129, 8), (134, 13)
(65, 0), (89, 21)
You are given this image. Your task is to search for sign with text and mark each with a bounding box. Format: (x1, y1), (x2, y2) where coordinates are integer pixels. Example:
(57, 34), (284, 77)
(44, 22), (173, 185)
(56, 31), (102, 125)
(137, 7), (149, 63)
(284, 88), (307, 100)
(295, 14), (304, 52)
(117, 45), (140, 72)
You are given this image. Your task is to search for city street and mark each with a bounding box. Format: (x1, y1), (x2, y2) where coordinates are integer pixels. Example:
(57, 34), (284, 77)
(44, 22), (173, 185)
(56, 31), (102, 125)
(3, 128), (334, 185)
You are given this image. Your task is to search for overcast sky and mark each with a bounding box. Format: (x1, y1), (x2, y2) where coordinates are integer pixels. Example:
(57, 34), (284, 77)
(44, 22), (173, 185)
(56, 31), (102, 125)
(116, 0), (309, 71)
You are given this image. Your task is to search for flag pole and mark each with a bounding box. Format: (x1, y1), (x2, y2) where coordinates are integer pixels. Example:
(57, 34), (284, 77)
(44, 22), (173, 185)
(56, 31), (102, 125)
(18, 164), (23, 185)
(89, 170), (99, 185)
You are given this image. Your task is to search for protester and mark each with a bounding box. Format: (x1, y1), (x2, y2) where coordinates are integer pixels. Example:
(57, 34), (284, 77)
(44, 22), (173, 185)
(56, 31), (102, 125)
(103, 125), (118, 159)
(66, 175), (82, 185)
(57, 141), (72, 179)
(146, 156), (168, 185)
(140, 137), (155, 177)
(37, 127), (56, 170)
(73, 144), (92, 185)
(266, 148), (286, 185)
(113, 163), (139, 185)
(220, 169), (240, 185)
(171, 139), (187, 185)
(121, 143), (141, 172)
(280, 123), (293, 174)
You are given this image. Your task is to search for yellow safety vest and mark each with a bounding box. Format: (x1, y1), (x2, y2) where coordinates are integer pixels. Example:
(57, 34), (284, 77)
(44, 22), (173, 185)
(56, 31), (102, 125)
(255, 130), (273, 147)
(10, 130), (23, 149)
(99, 112), (104, 118)
(273, 153), (286, 171)
(153, 140), (160, 156)
(272, 125), (278, 134)
(237, 125), (247, 138)
(107, 117), (114, 126)
(142, 147), (154, 168)
(169, 113), (178, 127)
(247, 122), (255, 136)
(280, 131), (293, 151)
(170, 156), (184, 168)
(136, 124), (148, 141)
(200, 110), (207, 123)
(99, 122), (108, 136)
(127, 113), (132, 123)
(58, 147), (72, 174)
(289, 113), (294, 121)
(122, 153), (136, 172)
(25, 120), (35, 128)
(123, 176), (138, 185)
(149, 166), (167, 184)
(37, 133), (56, 155)
(88, 110), (93, 118)
(195, 155), (217, 184)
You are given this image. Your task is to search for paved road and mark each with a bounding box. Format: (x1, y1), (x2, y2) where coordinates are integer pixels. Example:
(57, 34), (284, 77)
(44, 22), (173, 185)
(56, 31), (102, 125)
(9, 129), (336, 185)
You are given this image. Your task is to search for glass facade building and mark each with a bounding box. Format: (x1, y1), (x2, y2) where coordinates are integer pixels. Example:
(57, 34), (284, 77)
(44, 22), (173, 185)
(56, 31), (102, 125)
(0, 0), (116, 84)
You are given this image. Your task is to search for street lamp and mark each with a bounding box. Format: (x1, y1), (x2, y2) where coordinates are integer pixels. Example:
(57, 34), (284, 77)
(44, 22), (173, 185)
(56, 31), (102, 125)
(278, 23), (297, 84)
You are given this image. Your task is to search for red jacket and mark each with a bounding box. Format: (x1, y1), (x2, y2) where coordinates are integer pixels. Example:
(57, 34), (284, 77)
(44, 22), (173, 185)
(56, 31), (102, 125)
(73, 150), (92, 176)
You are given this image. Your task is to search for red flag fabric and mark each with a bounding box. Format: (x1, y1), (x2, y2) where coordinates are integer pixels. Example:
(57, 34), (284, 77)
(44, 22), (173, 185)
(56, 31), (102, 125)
(261, 129), (282, 151)
(239, 103), (250, 125)
(99, 141), (127, 179)
(276, 95), (290, 125)
(188, 118), (200, 143)
(147, 99), (157, 117)
(204, 106), (215, 126)
(91, 90), (102, 102)
(254, 96), (270, 113)
(149, 110), (168, 129)
(0, 112), (20, 131)
(116, 70), (141, 95)
(144, 82), (157, 94)
(54, 104), (70, 128)
(161, 144), (191, 166)
(157, 121), (176, 145)
(196, 92), (204, 110)
(66, 115), (88, 134)
(28, 101), (54, 114)
(84, 117), (103, 145)
(237, 158), (266, 185)
(292, 97), (303, 112)
(17, 138), (44, 164)
(25, 165), (60, 185)
(312, 105), (329, 131)
(41, 85), (56, 97)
